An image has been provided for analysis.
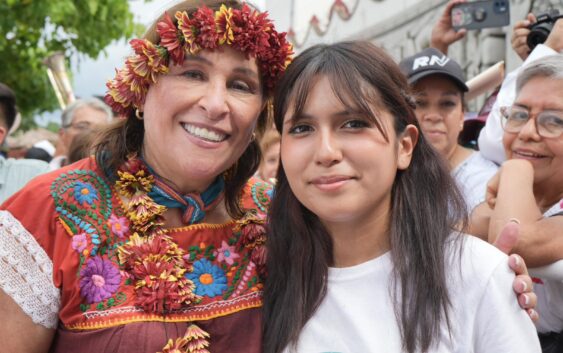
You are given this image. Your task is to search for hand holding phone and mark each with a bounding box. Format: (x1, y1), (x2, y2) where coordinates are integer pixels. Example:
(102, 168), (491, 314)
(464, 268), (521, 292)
(451, 0), (510, 31)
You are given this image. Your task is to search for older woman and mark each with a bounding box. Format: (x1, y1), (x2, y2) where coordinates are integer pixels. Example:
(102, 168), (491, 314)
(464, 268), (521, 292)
(471, 54), (563, 349)
(0, 1), (291, 352)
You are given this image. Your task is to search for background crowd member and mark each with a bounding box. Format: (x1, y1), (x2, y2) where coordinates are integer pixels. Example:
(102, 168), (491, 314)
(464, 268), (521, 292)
(263, 41), (540, 353)
(65, 128), (99, 165)
(50, 98), (113, 169)
(0, 83), (49, 203)
(478, 18), (563, 165)
(0, 1), (291, 352)
(470, 56), (563, 351)
(430, 0), (563, 165)
(400, 48), (498, 212)
(257, 128), (280, 183)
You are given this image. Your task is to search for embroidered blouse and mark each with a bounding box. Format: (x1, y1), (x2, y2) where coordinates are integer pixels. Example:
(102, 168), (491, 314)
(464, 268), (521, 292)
(0, 157), (272, 353)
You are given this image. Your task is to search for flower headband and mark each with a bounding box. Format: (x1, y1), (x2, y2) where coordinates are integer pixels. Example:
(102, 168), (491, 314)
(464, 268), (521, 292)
(105, 4), (293, 117)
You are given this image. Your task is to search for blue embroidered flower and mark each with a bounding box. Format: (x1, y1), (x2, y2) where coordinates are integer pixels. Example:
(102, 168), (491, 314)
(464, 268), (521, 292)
(73, 182), (99, 205)
(186, 258), (228, 297)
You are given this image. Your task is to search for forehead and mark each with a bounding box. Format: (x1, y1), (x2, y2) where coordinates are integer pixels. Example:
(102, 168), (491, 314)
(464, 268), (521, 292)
(73, 106), (108, 123)
(172, 47), (259, 73)
(413, 75), (462, 95)
(516, 76), (563, 109)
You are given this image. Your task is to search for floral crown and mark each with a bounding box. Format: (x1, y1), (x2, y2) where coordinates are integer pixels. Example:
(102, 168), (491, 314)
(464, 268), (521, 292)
(105, 4), (293, 117)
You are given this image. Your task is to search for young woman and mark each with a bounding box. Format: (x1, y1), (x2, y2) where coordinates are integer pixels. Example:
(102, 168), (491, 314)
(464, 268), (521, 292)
(0, 1), (291, 352)
(263, 41), (540, 353)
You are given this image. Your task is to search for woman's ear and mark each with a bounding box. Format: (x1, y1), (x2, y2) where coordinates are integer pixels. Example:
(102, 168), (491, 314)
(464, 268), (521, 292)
(397, 124), (419, 170)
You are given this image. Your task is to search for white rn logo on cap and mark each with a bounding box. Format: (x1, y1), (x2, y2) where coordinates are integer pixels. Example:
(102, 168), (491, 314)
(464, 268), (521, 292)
(412, 55), (450, 70)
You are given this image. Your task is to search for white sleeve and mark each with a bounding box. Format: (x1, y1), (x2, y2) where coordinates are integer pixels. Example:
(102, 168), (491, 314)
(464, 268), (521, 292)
(473, 260), (541, 352)
(477, 44), (559, 164)
(0, 211), (60, 328)
(534, 279), (563, 334)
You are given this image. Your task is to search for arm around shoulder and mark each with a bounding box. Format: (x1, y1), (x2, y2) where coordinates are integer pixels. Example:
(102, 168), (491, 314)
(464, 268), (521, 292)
(473, 258), (541, 352)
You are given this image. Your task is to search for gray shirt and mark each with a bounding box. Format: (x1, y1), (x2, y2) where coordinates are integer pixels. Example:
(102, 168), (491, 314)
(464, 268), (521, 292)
(0, 155), (50, 204)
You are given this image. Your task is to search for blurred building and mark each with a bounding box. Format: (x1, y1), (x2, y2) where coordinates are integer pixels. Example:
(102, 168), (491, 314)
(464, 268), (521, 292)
(266, 0), (561, 108)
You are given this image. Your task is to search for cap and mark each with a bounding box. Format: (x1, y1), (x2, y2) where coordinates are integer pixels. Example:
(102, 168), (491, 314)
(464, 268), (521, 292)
(399, 48), (468, 92)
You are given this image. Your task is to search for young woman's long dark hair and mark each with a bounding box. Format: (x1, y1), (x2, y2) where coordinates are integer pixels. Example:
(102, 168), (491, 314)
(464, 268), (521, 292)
(263, 41), (467, 353)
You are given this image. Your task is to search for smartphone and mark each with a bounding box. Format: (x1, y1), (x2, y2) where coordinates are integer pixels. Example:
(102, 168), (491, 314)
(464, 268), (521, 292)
(451, 0), (510, 31)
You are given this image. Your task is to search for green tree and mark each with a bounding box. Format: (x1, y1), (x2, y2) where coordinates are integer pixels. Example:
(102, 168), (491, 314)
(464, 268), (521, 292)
(0, 0), (145, 129)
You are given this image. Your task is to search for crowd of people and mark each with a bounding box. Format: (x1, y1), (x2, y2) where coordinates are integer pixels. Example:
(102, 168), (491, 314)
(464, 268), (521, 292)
(0, 0), (561, 352)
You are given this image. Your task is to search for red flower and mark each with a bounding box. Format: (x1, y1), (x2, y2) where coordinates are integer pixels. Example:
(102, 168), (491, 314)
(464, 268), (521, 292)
(157, 12), (185, 65)
(191, 6), (219, 50)
(230, 5), (270, 56)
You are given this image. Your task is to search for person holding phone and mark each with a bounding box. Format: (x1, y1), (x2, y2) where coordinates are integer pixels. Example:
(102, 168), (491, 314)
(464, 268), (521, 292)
(430, 0), (563, 165)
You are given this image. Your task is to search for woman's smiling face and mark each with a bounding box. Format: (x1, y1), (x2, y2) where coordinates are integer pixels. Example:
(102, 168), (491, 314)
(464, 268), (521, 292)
(280, 75), (416, 226)
(141, 47), (264, 193)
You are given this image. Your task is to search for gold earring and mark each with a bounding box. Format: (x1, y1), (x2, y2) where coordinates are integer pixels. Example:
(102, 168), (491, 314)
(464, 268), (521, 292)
(250, 132), (256, 142)
(135, 109), (144, 120)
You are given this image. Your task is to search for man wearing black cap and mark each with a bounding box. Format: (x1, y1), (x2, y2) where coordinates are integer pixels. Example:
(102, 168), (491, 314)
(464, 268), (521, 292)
(0, 83), (49, 203)
(399, 48), (498, 213)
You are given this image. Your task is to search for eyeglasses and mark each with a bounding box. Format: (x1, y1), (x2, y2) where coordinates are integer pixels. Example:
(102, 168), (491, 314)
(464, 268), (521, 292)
(500, 106), (563, 139)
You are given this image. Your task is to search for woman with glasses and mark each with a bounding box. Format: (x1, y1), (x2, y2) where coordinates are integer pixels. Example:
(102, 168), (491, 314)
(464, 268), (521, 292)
(470, 54), (563, 350)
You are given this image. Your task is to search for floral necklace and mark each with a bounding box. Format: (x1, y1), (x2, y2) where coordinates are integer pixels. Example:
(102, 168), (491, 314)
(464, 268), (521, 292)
(115, 156), (212, 352)
(115, 155), (268, 352)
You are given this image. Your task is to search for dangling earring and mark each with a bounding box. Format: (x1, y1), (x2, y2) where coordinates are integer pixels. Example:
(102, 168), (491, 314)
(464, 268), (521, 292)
(135, 109), (144, 120)
(250, 132), (256, 142)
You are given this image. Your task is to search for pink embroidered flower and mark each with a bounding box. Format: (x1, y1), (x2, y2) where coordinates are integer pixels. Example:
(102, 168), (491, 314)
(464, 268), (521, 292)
(108, 214), (129, 239)
(71, 233), (88, 253)
(214, 241), (240, 265)
(80, 256), (122, 303)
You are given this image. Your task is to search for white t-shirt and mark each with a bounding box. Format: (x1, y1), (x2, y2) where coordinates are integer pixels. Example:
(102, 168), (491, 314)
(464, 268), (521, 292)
(534, 201), (563, 334)
(284, 236), (540, 353)
(452, 151), (498, 212)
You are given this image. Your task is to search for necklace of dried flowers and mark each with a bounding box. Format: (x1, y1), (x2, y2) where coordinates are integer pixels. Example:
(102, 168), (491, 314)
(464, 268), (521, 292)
(115, 155), (270, 352)
(115, 155), (211, 352)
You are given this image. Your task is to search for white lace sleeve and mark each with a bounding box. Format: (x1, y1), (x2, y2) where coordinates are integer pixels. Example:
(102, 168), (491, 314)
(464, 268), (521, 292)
(0, 210), (60, 328)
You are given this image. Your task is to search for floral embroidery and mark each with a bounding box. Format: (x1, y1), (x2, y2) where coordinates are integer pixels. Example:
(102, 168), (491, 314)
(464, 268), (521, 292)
(214, 240), (240, 265)
(71, 233), (88, 253)
(73, 181), (99, 205)
(187, 259), (228, 297)
(108, 214), (129, 239)
(250, 181), (272, 213)
(80, 256), (122, 304)
(51, 160), (270, 330)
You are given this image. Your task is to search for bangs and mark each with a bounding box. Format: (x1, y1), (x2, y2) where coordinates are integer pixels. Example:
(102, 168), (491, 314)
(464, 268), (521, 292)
(282, 50), (389, 141)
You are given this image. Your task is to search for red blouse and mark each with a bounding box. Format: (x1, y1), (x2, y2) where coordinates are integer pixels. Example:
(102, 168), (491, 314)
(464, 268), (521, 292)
(1, 157), (272, 352)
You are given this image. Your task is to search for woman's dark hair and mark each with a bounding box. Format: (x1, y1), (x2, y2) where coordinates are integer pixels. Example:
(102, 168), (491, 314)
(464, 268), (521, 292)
(94, 0), (267, 219)
(263, 41), (467, 353)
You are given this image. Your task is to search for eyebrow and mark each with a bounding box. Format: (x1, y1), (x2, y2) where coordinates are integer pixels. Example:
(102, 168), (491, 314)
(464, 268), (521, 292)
(184, 56), (259, 80)
(283, 110), (354, 126)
